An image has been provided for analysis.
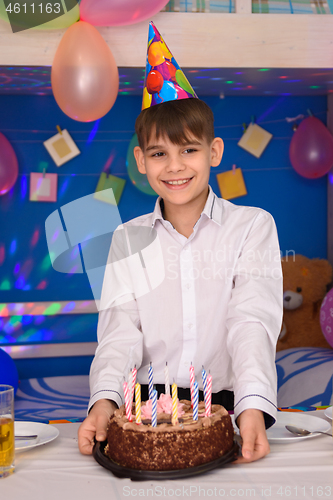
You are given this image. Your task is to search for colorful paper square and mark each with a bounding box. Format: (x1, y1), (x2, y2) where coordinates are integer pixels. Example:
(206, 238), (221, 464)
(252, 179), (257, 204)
(30, 172), (58, 202)
(237, 123), (273, 158)
(94, 172), (126, 206)
(217, 168), (247, 200)
(43, 129), (80, 167)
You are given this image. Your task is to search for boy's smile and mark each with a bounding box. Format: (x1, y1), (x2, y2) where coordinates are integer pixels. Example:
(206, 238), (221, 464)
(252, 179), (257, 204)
(134, 133), (224, 223)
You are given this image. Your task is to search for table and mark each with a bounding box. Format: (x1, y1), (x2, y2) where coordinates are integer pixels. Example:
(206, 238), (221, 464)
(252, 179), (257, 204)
(2, 411), (332, 500)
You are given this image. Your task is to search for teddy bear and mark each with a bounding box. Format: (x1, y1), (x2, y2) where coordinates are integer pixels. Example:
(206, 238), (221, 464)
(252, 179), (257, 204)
(276, 254), (333, 351)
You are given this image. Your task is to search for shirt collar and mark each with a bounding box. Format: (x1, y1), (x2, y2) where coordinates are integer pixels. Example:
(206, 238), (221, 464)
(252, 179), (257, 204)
(149, 185), (223, 228)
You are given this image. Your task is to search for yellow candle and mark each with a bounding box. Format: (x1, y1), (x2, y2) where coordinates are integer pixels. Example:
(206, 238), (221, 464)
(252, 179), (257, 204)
(172, 382), (178, 425)
(135, 383), (141, 424)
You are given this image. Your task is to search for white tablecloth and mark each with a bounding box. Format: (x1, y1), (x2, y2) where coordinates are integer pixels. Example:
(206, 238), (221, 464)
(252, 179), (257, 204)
(2, 411), (333, 500)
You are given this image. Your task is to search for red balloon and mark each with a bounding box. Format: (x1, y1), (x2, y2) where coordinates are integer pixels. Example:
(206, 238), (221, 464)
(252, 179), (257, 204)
(146, 70), (164, 95)
(0, 132), (18, 195)
(289, 117), (333, 179)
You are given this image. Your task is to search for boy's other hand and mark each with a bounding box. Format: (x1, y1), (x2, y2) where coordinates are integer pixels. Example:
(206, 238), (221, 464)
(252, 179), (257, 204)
(78, 399), (117, 455)
(234, 409), (270, 463)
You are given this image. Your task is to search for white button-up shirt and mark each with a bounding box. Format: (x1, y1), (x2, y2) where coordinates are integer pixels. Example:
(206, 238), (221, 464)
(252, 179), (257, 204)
(89, 186), (283, 424)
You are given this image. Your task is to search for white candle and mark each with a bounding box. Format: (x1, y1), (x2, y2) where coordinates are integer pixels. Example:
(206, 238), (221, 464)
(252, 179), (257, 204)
(164, 362), (170, 396)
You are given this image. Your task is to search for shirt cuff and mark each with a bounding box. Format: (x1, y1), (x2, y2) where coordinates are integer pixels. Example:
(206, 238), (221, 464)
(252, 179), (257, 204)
(88, 389), (123, 414)
(233, 382), (277, 430)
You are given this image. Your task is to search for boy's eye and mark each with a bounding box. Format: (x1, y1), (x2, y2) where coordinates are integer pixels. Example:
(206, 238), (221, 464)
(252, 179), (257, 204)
(184, 148), (197, 154)
(152, 152), (165, 157)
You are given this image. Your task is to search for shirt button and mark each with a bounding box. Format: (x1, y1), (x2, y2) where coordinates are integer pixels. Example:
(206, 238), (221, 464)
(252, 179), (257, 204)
(188, 323), (193, 329)
(186, 283), (191, 289)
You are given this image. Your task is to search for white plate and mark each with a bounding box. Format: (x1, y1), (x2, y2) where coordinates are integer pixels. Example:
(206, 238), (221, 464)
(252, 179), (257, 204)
(15, 421), (59, 452)
(324, 406), (332, 421)
(233, 412), (331, 443)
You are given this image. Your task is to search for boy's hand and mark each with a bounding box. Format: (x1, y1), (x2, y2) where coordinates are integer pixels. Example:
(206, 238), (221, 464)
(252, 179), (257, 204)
(78, 399), (117, 455)
(234, 409), (270, 463)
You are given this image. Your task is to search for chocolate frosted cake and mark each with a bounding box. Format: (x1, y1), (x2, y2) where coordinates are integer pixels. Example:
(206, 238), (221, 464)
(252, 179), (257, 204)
(106, 398), (234, 471)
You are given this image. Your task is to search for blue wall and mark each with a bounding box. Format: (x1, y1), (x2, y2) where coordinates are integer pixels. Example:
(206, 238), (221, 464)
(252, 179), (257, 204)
(0, 93), (328, 375)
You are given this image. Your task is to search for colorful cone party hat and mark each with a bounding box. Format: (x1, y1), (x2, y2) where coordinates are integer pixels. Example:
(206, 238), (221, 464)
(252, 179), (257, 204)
(142, 22), (198, 110)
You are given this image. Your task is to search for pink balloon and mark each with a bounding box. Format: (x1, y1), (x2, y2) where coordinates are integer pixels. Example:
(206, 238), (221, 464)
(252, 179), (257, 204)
(320, 288), (333, 348)
(80, 0), (170, 26)
(289, 117), (333, 179)
(51, 21), (119, 122)
(0, 132), (18, 196)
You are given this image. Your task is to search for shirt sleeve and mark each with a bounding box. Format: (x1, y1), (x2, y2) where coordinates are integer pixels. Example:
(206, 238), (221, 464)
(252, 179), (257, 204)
(226, 210), (283, 428)
(88, 227), (144, 412)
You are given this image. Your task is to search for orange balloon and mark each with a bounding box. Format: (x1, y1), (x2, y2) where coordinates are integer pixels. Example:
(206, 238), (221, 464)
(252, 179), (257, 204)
(148, 42), (164, 67)
(51, 21), (119, 122)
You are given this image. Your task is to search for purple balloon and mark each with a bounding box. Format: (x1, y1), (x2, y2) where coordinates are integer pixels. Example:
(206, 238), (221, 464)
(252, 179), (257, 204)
(320, 288), (333, 348)
(0, 132), (18, 195)
(289, 117), (333, 179)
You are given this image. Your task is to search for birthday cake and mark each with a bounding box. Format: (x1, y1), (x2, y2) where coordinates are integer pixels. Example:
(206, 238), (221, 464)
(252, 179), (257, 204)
(106, 395), (234, 471)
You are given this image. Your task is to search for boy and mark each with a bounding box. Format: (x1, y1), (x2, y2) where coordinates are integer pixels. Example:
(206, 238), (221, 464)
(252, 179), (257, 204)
(78, 25), (283, 464)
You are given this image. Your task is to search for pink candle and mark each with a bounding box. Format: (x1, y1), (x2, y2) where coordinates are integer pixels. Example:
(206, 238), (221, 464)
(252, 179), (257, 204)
(205, 374), (212, 417)
(131, 367), (137, 403)
(123, 381), (133, 422)
(189, 364), (195, 408)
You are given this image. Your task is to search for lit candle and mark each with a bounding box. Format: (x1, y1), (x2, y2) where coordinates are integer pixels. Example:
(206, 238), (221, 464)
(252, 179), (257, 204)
(151, 389), (157, 427)
(172, 382), (178, 425)
(205, 374), (212, 417)
(189, 364), (195, 407)
(202, 366), (207, 405)
(135, 382), (141, 424)
(131, 367), (137, 404)
(164, 362), (170, 396)
(123, 380), (132, 422)
(193, 381), (199, 421)
(148, 362), (154, 400)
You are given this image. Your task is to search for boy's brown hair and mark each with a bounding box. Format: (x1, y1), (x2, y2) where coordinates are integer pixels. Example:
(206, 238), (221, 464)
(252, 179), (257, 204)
(135, 98), (215, 150)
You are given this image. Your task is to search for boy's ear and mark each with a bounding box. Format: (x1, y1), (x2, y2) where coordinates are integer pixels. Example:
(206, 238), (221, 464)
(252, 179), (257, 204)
(134, 146), (146, 174)
(210, 137), (224, 168)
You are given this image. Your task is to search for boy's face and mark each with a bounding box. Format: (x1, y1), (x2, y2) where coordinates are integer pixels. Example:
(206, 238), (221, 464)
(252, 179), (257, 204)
(134, 131), (224, 210)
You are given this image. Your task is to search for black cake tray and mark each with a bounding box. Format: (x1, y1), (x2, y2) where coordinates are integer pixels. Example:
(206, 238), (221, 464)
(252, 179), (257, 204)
(93, 439), (240, 481)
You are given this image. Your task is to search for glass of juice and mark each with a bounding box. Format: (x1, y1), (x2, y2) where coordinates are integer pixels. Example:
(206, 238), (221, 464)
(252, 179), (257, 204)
(0, 385), (14, 478)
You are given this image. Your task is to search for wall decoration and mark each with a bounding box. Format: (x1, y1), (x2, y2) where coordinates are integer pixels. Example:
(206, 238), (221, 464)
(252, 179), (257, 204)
(238, 123), (273, 158)
(0, 0), (79, 32)
(30, 172), (58, 202)
(289, 116), (333, 179)
(94, 172), (126, 206)
(126, 134), (157, 196)
(216, 165), (247, 200)
(43, 129), (80, 167)
(51, 20), (119, 122)
(0, 131), (18, 195)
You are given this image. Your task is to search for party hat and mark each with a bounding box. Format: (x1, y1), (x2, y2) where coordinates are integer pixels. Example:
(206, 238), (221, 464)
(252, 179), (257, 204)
(142, 22), (198, 110)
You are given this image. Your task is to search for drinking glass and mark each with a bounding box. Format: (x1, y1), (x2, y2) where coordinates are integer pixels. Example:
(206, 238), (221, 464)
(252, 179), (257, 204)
(0, 385), (15, 478)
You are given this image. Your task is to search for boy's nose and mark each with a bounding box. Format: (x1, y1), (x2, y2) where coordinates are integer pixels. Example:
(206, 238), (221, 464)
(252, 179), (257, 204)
(166, 157), (186, 173)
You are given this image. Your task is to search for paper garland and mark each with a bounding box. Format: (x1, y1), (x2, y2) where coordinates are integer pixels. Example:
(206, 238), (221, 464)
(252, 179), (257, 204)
(217, 166), (247, 200)
(94, 172), (126, 206)
(43, 129), (80, 167)
(30, 172), (58, 202)
(238, 123), (273, 158)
